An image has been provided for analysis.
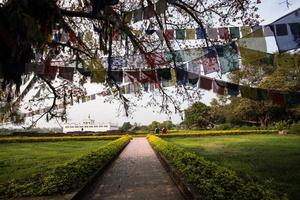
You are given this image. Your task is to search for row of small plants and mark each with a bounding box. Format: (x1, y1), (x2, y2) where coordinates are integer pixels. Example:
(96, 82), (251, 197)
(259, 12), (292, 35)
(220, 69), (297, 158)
(157, 129), (277, 138)
(0, 135), (131, 198)
(0, 135), (122, 143)
(148, 135), (285, 200)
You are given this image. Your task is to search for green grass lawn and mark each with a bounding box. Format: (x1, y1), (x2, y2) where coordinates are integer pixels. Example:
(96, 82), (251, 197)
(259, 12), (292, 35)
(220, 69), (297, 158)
(166, 134), (300, 200)
(0, 140), (112, 183)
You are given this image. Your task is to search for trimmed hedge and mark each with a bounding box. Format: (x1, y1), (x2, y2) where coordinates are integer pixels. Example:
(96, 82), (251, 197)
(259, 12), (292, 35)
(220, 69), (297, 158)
(148, 135), (285, 200)
(157, 130), (278, 138)
(0, 135), (122, 143)
(0, 135), (131, 198)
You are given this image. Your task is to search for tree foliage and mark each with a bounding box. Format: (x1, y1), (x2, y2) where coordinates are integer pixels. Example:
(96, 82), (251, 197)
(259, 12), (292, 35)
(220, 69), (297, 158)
(0, 0), (271, 127)
(184, 102), (211, 129)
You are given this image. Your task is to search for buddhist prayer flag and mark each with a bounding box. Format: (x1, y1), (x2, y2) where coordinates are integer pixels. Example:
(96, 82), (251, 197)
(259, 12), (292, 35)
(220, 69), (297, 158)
(155, 0), (167, 15)
(143, 4), (155, 19)
(227, 82), (239, 96)
(218, 27), (230, 41)
(229, 27), (240, 39)
(176, 29), (185, 40)
(207, 28), (218, 40)
(196, 27), (206, 39)
(201, 47), (220, 75)
(133, 9), (143, 23)
(144, 52), (166, 66)
(269, 8), (300, 52)
(176, 64), (188, 85)
(213, 80), (225, 95)
(216, 43), (240, 74)
(199, 76), (212, 90)
(241, 26), (251, 37)
(164, 29), (174, 40)
(186, 29), (196, 39)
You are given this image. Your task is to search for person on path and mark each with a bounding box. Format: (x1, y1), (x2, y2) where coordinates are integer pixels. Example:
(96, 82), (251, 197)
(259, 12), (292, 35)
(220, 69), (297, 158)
(155, 127), (160, 134)
(162, 127), (167, 134)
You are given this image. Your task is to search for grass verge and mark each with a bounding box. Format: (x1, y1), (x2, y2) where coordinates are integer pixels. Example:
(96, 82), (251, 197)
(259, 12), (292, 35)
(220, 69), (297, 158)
(0, 135), (131, 198)
(148, 135), (284, 200)
(166, 134), (300, 200)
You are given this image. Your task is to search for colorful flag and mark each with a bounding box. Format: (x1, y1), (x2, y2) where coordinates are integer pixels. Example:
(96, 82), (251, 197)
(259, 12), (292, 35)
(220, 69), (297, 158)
(213, 80), (225, 95)
(199, 76), (212, 90)
(269, 8), (300, 52)
(155, 0), (167, 15)
(196, 27), (206, 39)
(229, 27), (240, 39)
(186, 29), (196, 39)
(217, 43), (240, 74)
(176, 64), (188, 85)
(144, 4), (155, 19)
(176, 29), (185, 40)
(133, 9), (143, 23)
(164, 29), (174, 40)
(144, 52), (166, 66)
(227, 83), (239, 96)
(218, 27), (230, 41)
(201, 47), (220, 75)
(207, 28), (218, 40)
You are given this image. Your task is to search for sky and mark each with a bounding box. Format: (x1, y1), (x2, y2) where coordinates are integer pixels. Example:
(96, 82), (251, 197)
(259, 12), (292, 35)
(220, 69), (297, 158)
(2, 0), (300, 129)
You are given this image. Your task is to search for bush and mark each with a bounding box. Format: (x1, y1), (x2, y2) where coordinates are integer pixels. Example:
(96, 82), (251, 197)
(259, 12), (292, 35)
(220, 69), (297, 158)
(148, 135), (284, 200)
(157, 130), (277, 138)
(289, 121), (300, 134)
(0, 135), (131, 198)
(213, 123), (234, 130)
(0, 135), (121, 143)
(273, 121), (290, 131)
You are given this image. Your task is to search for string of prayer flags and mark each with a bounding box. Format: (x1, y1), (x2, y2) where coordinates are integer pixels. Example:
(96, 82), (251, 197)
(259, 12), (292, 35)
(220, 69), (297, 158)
(202, 47), (220, 75)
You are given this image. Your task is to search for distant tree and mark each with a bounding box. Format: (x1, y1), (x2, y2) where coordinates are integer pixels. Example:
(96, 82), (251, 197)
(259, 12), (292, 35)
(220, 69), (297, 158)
(184, 102), (211, 129)
(119, 122), (132, 132)
(148, 121), (161, 131)
(161, 120), (174, 130)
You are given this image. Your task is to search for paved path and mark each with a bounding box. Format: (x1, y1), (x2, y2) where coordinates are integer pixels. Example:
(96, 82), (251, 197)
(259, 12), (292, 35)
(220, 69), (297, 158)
(80, 137), (183, 200)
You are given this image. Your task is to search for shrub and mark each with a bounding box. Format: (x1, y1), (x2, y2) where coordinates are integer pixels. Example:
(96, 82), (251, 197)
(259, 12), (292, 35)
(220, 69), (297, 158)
(273, 121), (290, 131)
(148, 135), (284, 200)
(0, 135), (121, 143)
(289, 121), (300, 134)
(0, 135), (131, 198)
(157, 130), (277, 138)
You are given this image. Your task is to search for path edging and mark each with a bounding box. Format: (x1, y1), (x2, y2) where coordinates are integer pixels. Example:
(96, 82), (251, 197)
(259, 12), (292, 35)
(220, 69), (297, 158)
(70, 140), (131, 200)
(150, 143), (202, 200)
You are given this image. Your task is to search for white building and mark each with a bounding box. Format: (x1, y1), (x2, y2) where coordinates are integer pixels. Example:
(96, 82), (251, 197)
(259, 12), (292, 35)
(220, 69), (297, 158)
(63, 116), (118, 133)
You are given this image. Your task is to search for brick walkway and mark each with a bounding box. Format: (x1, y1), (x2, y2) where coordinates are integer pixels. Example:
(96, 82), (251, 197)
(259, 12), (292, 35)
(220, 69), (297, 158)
(79, 137), (183, 200)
